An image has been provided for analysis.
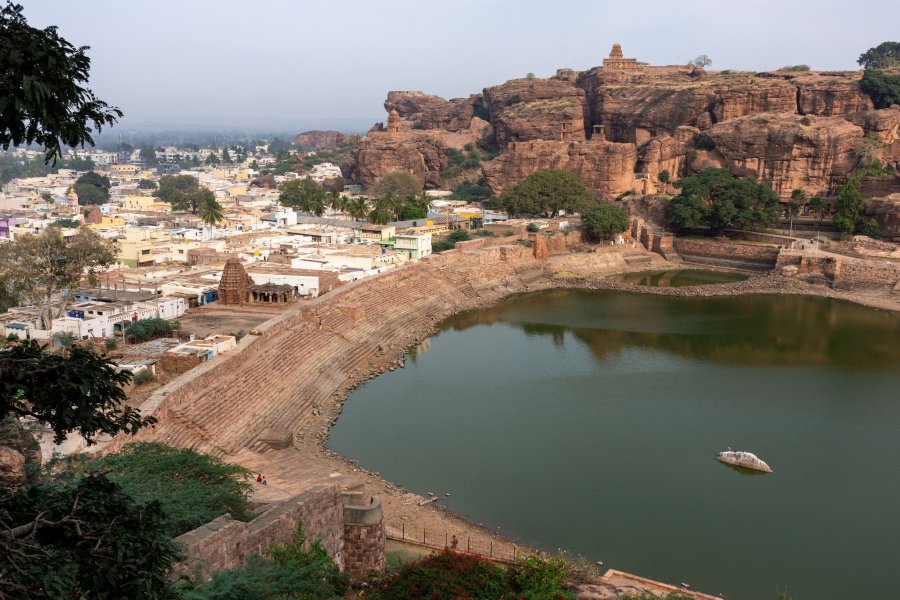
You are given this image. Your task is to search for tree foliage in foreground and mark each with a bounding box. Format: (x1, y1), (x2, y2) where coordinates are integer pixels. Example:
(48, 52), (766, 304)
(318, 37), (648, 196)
(90, 442), (252, 537)
(0, 2), (122, 163)
(581, 204), (629, 241)
(0, 473), (180, 600)
(0, 340), (150, 445)
(669, 168), (781, 233)
(502, 169), (593, 218)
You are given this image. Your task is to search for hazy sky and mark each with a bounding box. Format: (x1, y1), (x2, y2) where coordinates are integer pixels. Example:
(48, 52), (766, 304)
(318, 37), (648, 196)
(21, 0), (896, 132)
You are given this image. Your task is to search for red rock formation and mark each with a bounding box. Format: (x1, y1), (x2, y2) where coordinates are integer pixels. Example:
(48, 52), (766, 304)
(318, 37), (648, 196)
(293, 130), (350, 150)
(355, 61), (900, 199)
(356, 129), (479, 190)
(384, 91), (480, 132)
(482, 139), (636, 198)
(704, 114), (865, 194)
(483, 78), (587, 146)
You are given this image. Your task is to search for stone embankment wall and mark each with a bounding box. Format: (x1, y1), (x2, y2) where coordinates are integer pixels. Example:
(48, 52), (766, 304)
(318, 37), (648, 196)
(174, 486), (344, 581)
(124, 246), (547, 458)
(776, 252), (900, 291)
(671, 238), (779, 270)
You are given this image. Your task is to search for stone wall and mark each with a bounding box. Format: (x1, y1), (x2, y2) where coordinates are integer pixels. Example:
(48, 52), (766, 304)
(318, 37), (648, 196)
(672, 238), (779, 270)
(174, 486), (344, 582)
(833, 259), (900, 291)
(342, 492), (385, 578)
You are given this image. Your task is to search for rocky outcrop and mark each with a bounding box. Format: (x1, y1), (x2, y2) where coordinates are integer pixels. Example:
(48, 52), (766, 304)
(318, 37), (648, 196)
(483, 79), (587, 146)
(293, 131), (352, 150)
(384, 92), (481, 132)
(356, 129), (479, 190)
(355, 59), (900, 198)
(703, 114), (865, 194)
(482, 139), (636, 197)
(795, 76), (874, 116)
(865, 193), (900, 241)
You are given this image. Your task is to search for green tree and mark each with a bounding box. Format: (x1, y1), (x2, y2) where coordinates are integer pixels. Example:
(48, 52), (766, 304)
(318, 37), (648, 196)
(0, 3), (122, 163)
(205, 152), (220, 166)
(327, 188), (345, 214)
(832, 176), (865, 235)
(221, 147), (232, 164)
(808, 195), (829, 231)
(279, 177), (326, 216)
(138, 178), (157, 190)
(669, 168), (781, 233)
(154, 174), (208, 212)
(0, 472), (180, 600)
(658, 169), (671, 194)
(73, 170), (111, 205)
(581, 204), (630, 242)
(199, 194), (224, 238)
(139, 145), (158, 167)
(863, 218), (883, 239)
(371, 171), (421, 198)
(0, 339), (150, 444)
(345, 197), (369, 221)
(368, 194), (396, 225)
(858, 41), (900, 69)
(859, 69), (900, 109)
(786, 189), (806, 237)
(502, 169), (593, 218)
(0, 226), (116, 328)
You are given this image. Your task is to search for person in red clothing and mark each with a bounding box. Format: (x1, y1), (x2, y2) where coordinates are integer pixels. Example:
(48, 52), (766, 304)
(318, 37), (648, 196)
(256, 473), (262, 483)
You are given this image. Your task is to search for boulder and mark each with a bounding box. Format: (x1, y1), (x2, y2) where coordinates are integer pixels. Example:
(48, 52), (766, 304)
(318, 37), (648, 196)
(384, 91), (480, 132)
(483, 78), (587, 146)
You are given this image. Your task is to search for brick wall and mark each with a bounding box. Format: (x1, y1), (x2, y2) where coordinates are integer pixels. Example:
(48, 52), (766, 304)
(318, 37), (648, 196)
(174, 486), (344, 581)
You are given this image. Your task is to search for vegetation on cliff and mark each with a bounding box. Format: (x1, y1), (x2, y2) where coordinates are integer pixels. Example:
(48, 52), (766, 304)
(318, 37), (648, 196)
(858, 41), (900, 69)
(669, 168), (781, 233)
(502, 169), (593, 218)
(859, 68), (900, 109)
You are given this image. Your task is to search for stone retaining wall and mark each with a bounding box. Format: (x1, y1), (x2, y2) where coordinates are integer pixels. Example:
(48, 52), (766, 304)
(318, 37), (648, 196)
(672, 238), (779, 270)
(174, 486), (344, 581)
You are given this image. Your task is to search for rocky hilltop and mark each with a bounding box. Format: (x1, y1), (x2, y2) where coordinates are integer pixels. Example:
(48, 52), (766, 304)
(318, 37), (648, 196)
(293, 130), (357, 150)
(355, 45), (900, 199)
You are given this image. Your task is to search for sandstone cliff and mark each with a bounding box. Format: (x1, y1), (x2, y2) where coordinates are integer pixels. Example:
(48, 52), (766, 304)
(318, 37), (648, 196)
(293, 130), (355, 150)
(353, 52), (899, 199)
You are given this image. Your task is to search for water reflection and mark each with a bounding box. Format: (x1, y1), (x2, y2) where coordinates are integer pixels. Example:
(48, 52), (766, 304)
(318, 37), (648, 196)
(442, 290), (900, 367)
(607, 269), (748, 287)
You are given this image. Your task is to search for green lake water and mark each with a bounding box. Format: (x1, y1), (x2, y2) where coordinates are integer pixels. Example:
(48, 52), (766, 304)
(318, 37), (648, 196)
(328, 290), (900, 599)
(606, 269), (748, 287)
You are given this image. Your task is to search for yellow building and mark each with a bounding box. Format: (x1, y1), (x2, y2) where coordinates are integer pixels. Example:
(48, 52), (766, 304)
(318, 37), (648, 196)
(122, 196), (171, 212)
(117, 239), (154, 267)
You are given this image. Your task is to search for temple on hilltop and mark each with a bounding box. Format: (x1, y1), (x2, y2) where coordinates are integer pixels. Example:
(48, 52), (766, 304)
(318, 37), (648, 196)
(602, 43), (642, 70)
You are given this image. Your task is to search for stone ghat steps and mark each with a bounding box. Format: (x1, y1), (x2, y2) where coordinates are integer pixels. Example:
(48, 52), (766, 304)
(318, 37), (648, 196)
(139, 257), (543, 455)
(229, 448), (362, 495)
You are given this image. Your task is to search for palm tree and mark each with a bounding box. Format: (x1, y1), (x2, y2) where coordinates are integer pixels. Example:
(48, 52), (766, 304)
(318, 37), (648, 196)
(346, 197), (369, 222)
(368, 198), (394, 225)
(199, 195), (224, 239)
(412, 191), (433, 213)
(54, 331), (76, 347)
(328, 189), (345, 216)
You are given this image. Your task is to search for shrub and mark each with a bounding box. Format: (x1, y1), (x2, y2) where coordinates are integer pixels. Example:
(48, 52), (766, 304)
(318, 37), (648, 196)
(125, 317), (175, 342)
(133, 369), (154, 385)
(693, 134), (716, 151)
(860, 69), (900, 109)
(370, 550), (574, 600)
(90, 442), (253, 537)
(474, 229), (495, 237)
(448, 230), (471, 244)
(780, 64), (811, 72)
(863, 218), (883, 239)
(526, 222), (540, 233)
(175, 522), (348, 599)
(104, 337), (117, 351)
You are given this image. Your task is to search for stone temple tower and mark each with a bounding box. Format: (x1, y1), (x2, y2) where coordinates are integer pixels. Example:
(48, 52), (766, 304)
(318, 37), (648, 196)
(386, 109), (401, 133)
(218, 257), (253, 305)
